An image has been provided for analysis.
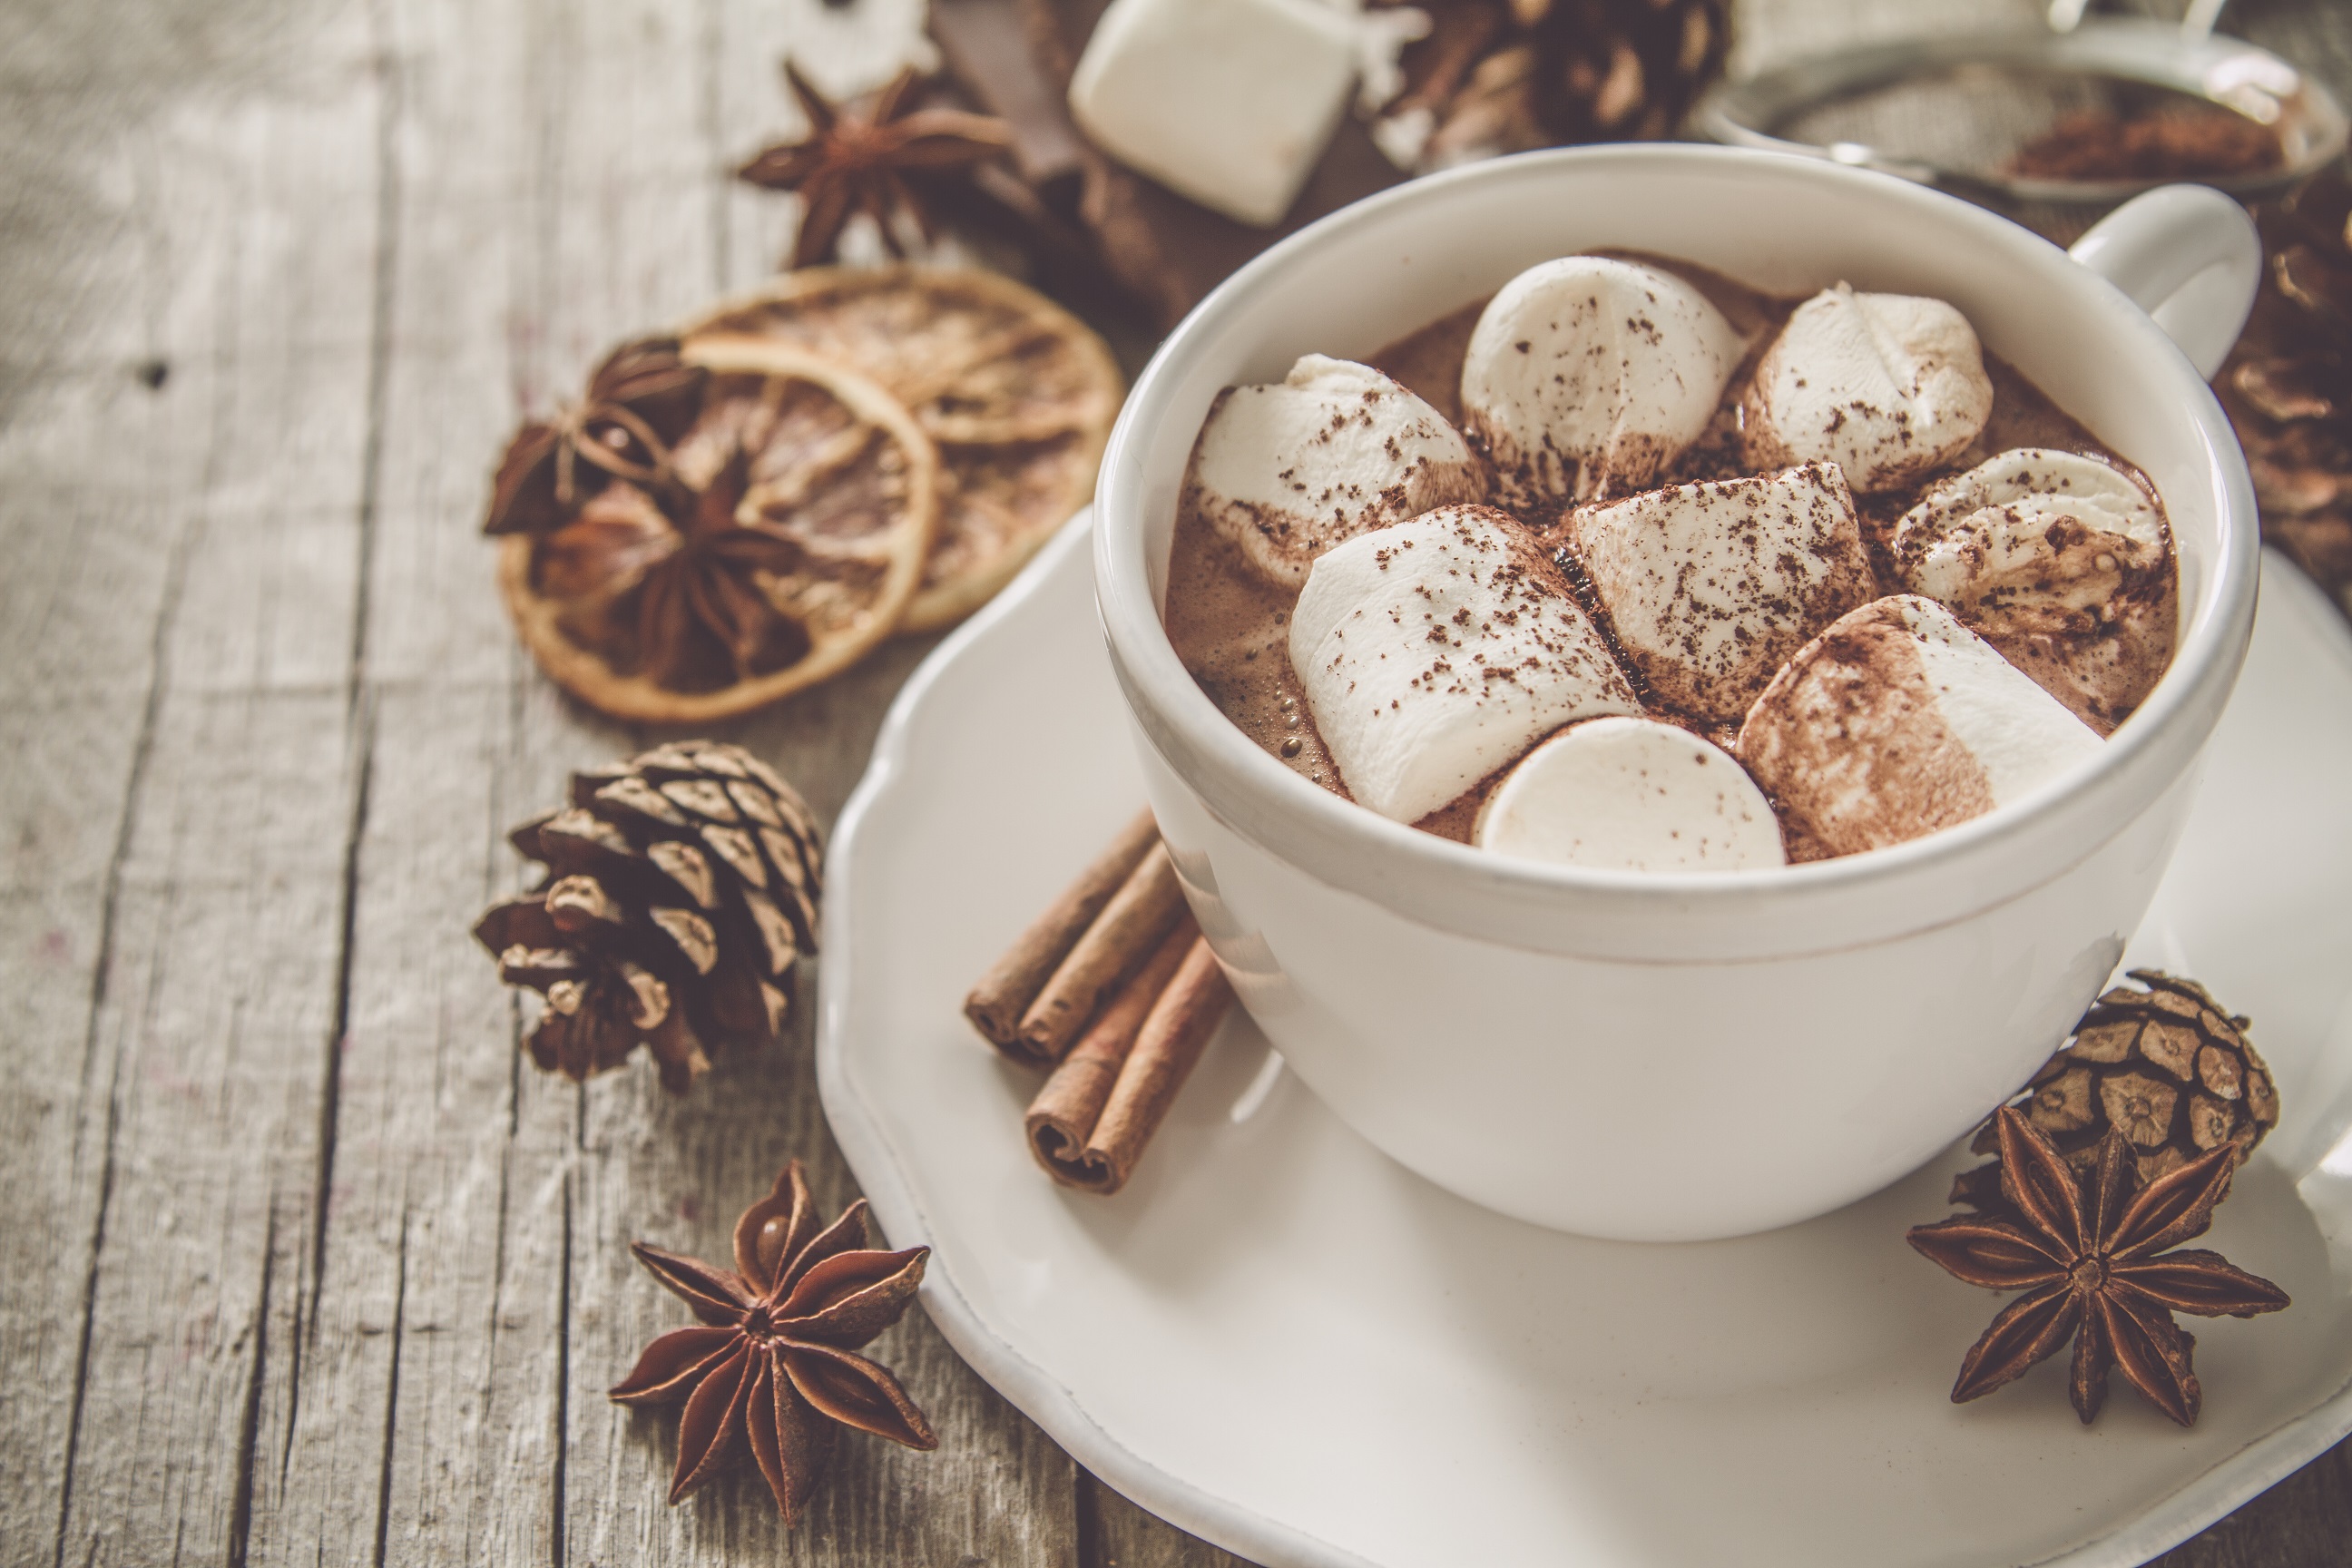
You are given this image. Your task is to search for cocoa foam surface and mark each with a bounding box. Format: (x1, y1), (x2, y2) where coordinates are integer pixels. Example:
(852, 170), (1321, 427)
(1161, 251), (2177, 851)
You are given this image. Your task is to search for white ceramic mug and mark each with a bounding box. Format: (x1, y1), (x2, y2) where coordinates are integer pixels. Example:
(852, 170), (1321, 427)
(1093, 146), (2263, 1241)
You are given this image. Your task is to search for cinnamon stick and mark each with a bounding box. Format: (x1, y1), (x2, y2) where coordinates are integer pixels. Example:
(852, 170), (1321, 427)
(964, 808), (1158, 1048)
(1026, 932), (1233, 1195)
(1025, 914), (1197, 1180)
(1013, 838), (1183, 1064)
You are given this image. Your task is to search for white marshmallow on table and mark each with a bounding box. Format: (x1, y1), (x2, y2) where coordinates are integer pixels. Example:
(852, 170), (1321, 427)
(1458, 256), (1744, 510)
(1067, 0), (1358, 229)
(1742, 284), (1994, 494)
(1560, 460), (1875, 725)
(1182, 355), (1485, 589)
(1473, 717), (1786, 872)
(1290, 505), (1640, 824)
(1734, 594), (2102, 858)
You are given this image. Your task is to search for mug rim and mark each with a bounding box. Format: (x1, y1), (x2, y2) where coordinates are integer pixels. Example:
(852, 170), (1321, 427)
(1093, 144), (2259, 936)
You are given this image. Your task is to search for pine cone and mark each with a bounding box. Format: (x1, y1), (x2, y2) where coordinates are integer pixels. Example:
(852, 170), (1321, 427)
(1380, 0), (1730, 172)
(473, 741), (822, 1093)
(1953, 971), (2278, 1210)
(1524, 0), (1729, 142)
(2216, 167), (2352, 603)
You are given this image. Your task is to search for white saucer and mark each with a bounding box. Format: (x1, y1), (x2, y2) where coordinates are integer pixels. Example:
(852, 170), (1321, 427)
(818, 516), (2352, 1568)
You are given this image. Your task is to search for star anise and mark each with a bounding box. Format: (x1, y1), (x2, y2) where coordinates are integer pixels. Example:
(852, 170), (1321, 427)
(611, 1160), (936, 1521)
(1908, 1107), (2288, 1426)
(534, 437), (816, 692)
(739, 64), (1014, 270)
(484, 337), (708, 536)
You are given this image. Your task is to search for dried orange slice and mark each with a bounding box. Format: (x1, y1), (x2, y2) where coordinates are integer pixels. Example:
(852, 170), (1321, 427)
(680, 265), (1122, 632)
(499, 344), (937, 723)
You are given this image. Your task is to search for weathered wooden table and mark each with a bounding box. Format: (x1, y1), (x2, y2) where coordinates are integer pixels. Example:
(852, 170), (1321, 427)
(4, 0), (2347, 1562)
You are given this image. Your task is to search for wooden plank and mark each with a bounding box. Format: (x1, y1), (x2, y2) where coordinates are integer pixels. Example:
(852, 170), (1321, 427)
(256, 679), (611, 1566)
(1085, 1475), (1255, 1568)
(258, 0), (740, 1553)
(2, 4), (388, 1562)
(0, 18), (239, 1548)
(2152, 1439), (2352, 1567)
(566, 987), (1086, 1564)
(244, 0), (624, 1553)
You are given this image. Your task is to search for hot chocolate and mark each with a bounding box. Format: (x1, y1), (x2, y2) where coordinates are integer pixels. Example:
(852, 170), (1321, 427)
(1161, 251), (2179, 867)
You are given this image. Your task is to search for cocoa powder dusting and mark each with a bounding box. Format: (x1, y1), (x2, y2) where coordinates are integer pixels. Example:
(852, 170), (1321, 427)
(2007, 101), (2282, 184)
(1736, 607), (2002, 856)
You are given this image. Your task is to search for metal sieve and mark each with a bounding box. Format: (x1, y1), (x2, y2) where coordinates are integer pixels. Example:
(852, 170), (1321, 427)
(1695, 11), (2347, 207)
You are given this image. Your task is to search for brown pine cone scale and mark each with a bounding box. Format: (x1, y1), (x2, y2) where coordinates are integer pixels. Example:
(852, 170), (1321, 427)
(1954, 971), (2277, 1211)
(1383, 0), (1730, 172)
(475, 741), (822, 1093)
(2217, 169), (2352, 602)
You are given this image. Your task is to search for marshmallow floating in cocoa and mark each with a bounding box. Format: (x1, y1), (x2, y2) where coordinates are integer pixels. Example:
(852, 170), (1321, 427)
(1894, 448), (2173, 733)
(1896, 450), (2165, 597)
(1459, 256), (1744, 509)
(1560, 461), (1875, 726)
(1742, 284), (1994, 494)
(1735, 595), (2102, 858)
(1067, 0), (1359, 229)
(1474, 717), (1785, 872)
(1182, 355), (1485, 589)
(1290, 505), (1640, 824)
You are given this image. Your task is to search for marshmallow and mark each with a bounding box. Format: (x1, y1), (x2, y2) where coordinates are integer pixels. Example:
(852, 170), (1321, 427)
(1068, 0), (1357, 228)
(1474, 717), (1786, 872)
(1742, 284), (1994, 493)
(1459, 256), (1744, 509)
(1560, 461), (1875, 725)
(1183, 355), (1486, 589)
(1291, 505), (1640, 823)
(1735, 595), (2102, 858)
(1896, 449), (2165, 601)
(1894, 449), (2174, 734)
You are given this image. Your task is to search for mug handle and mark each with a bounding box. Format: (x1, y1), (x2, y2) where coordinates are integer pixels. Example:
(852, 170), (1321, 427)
(2066, 184), (2262, 381)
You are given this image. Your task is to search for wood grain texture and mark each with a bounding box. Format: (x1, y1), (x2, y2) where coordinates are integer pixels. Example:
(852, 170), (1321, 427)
(1085, 1475), (1254, 1568)
(0, 0), (221, 1534)
(0, 0), (2342, 1564)
(250, 0), (597, 1555)
(5, 4), (384, 1563)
